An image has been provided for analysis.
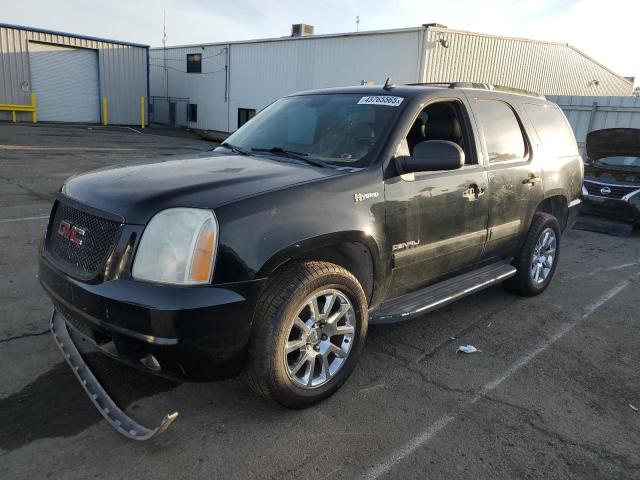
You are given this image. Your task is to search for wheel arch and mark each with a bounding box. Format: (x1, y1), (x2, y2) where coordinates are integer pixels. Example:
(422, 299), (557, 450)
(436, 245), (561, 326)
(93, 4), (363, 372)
(536, 194), (569, 231)
(256, 231), (384, 306)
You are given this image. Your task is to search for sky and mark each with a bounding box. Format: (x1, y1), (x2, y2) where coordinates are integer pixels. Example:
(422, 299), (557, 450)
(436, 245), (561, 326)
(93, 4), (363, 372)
(2, 0), (638, 87)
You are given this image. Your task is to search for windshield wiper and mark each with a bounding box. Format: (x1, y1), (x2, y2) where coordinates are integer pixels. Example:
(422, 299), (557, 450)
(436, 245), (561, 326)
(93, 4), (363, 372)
(220, 142), (251, 156)
(251, 147), (333, 168)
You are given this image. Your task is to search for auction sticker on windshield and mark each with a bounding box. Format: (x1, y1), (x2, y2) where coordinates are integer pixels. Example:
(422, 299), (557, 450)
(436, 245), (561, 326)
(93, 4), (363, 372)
(357, 96), (404, 107)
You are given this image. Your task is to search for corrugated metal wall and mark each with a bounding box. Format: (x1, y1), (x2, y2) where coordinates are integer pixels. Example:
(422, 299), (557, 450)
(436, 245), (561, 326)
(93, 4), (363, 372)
(0, 25), (148, 124)
(547, 95), (640, 154)
(423, 27), (632, 96)
(150, 29), (423, 131)
(150, 26), (634, 133)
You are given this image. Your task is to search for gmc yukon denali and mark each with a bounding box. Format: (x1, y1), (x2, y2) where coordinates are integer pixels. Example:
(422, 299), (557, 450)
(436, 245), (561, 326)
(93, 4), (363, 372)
(39, 83), (583, 439)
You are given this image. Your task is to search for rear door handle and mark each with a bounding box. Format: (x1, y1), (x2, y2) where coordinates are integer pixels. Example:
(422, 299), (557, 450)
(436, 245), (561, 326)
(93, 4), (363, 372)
(523, 173), (542, 185)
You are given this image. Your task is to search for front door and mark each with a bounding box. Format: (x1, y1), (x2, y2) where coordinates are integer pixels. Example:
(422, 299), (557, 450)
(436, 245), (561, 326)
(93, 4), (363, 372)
(384, 97), (489, 299)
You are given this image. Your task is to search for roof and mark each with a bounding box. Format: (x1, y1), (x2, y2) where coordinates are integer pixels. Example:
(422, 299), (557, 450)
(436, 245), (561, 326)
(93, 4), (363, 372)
(287, 83), (549, 100)
(0, 23), (149, 48)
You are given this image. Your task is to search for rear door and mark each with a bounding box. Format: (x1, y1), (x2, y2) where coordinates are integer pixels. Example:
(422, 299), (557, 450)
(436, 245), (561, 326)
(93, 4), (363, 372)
(467, 93), (544, 261)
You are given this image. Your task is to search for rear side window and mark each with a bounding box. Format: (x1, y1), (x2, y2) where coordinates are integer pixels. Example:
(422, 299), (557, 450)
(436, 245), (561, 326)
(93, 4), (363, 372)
(475, 100), (527, 163)
(524, 103), (578, 158)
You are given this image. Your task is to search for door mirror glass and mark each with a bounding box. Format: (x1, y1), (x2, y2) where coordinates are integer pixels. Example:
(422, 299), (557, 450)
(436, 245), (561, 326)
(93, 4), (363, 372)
(395, 140), (465, 174)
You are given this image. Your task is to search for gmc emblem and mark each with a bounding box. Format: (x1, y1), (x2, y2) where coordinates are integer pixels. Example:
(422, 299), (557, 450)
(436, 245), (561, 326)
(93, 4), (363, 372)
(57, 220), (86, 246)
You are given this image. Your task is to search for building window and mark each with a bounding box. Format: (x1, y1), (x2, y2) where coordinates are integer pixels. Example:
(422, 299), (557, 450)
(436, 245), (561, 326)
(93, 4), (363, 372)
(186, 54), (202, 73)
(188, 104), (197, 122)
(238, 108), (256, 128)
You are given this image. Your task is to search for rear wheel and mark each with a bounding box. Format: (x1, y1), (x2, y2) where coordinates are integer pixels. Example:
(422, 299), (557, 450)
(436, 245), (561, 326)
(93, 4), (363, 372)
(505, 213), (561, 296)
(244, 261), (368, 408)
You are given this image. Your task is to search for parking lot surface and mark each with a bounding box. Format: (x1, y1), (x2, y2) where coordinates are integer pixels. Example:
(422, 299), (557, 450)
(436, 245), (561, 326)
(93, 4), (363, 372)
(1, 123), (639, 479)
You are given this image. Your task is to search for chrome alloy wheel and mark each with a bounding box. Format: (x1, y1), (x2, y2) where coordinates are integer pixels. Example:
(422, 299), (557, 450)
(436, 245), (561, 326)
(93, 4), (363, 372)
(531, 227), (557, 284)
(283, 289), (356, 389)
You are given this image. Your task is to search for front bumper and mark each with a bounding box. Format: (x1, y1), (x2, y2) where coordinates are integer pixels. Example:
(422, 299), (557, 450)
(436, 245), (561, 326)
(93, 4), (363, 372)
(581, 194), (640, 222)
(40, 255), (263, 381)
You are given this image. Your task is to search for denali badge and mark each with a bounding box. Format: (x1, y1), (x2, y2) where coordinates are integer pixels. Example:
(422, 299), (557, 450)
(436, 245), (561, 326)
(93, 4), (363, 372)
(354, 192), (379, 203)
(600, 186), (611, 195)
(392, 240), (420, 252)
(57, 220), (86, 246)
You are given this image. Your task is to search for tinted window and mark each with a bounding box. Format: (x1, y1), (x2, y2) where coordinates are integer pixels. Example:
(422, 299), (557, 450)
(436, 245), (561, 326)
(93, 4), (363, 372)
(221, 94), (401, 166)
(186, 54), (201, 74)
(525, 103), (578, 158)
(475, 100), (526, 162)
(597, 156), (640, 168)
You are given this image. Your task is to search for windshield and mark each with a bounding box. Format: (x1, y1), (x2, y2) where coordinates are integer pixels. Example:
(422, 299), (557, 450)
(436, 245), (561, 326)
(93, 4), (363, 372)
(219, 94), (403, 167)
(596, 156), (640, 168)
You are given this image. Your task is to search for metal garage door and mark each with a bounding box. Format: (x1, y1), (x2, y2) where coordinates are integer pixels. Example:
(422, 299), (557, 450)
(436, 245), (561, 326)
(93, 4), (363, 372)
(29, 42), (100, 123)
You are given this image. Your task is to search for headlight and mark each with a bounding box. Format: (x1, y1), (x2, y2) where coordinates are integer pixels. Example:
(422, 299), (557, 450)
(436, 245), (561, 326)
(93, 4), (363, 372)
(132, 208), (218, 285)
(582, 185), (588, 196)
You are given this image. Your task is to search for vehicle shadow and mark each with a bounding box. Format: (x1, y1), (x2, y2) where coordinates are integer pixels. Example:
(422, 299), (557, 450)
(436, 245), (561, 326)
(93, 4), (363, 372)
(0, 351), (179, 452)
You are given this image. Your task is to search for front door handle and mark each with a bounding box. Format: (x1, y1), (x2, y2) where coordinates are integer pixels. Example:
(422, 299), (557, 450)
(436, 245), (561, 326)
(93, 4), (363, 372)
(523, 173), (542, 186)
(463, 184), (485, 201)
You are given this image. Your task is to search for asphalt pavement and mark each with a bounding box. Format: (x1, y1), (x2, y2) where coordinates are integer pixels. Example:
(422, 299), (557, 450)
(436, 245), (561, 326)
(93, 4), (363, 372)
(1, 123), (639, 479)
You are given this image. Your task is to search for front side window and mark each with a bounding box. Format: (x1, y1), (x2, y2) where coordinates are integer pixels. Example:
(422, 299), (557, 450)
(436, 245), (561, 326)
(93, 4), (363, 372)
(475, 100), (527, 163)
(221, 94), (403, 167)
(186, 54), (202, 73)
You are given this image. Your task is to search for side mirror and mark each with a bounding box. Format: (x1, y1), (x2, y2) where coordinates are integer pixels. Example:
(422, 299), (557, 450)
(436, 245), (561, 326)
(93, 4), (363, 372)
(395, 140), (465, 174)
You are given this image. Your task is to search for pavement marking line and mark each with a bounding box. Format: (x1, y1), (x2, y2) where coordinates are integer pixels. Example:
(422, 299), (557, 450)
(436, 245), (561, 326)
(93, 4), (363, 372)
(0, 215), (49, 224)
(363, 276), (633, 480)
(567, 261), (639, 280)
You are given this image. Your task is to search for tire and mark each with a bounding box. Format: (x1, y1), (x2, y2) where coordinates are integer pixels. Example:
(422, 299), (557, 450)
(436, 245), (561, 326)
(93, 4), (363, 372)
(504, 212), (561, 296)
(244, 261), (368, 409)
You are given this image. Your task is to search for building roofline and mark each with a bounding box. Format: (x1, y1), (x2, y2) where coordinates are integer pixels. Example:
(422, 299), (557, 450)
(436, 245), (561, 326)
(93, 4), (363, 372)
(149, 26), (425, 50)
(150, 23), (632, 87)
(0, 23), (150, 48)
(427, 26), (632, 86)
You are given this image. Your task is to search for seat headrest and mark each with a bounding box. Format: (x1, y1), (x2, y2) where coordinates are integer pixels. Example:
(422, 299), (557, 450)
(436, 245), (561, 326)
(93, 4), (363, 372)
(424, 116), (462, 143)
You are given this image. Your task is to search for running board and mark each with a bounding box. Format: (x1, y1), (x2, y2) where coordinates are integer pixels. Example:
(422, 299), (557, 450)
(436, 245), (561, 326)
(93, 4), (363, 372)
(50, 311), (178, 441)
(371, 261), (516, 324)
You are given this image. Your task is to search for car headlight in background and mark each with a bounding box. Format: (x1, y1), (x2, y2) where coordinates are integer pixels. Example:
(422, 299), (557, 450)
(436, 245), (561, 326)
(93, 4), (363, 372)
(132, 208), (218, 285)
(582, 185), (588, 196)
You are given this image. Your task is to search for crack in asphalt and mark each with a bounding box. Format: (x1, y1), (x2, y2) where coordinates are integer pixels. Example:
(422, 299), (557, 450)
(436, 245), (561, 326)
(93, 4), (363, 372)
(526, 420), (640, 470)
(0, 330), (49, 344)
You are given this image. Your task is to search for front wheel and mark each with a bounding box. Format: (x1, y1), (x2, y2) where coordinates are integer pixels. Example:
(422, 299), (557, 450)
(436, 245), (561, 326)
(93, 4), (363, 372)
(505, 213), (561, 296)
(244, 261), (368, 408)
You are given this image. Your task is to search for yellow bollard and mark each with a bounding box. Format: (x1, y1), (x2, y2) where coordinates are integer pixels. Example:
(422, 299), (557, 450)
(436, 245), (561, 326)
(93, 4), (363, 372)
(12, 110), (16, 123)
(31, 92), (37, 123)
(102, 97), (108, 126)
(140, 96), (145, 129)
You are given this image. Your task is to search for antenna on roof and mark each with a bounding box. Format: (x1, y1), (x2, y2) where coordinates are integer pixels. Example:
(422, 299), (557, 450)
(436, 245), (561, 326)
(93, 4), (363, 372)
(383, 77), (395, 90)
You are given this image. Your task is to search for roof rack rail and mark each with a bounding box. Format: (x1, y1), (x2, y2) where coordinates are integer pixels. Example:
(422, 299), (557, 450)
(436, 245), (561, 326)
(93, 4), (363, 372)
(405, 82), (544, 98)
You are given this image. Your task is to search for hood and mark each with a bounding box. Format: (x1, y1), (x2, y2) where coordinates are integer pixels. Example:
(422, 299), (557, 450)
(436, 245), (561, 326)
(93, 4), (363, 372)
(62, 153), (342, 224)
(586, 128), (640, 160)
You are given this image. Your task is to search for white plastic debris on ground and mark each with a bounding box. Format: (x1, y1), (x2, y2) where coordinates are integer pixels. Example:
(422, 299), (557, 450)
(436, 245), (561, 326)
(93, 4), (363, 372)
(457, 345), (481, 354)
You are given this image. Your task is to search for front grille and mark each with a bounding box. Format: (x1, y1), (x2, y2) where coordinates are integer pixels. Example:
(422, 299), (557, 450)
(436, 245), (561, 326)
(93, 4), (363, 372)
(46, 201), (122, 278)
(53, 298), (95, 339)
(584, 180), (640, 200)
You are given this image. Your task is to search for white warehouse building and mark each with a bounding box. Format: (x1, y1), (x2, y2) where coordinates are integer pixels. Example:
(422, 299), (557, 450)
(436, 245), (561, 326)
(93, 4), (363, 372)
(149, 23), (633, 134)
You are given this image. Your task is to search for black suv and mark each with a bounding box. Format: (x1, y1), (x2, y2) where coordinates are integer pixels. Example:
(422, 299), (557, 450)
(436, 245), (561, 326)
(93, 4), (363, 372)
(40, 83), (582, 437)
